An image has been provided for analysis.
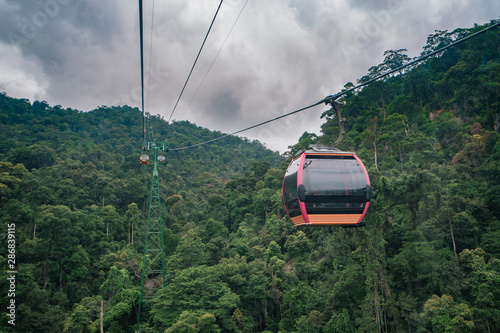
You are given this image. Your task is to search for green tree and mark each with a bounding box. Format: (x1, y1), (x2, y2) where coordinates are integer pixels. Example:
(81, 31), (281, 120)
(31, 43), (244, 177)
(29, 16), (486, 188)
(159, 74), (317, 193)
(125, 202), (140, 246)
(421, 294), (474, 333)
(168, 229), (208, 270)
(325, 309), (354, 333)
(99, 266), (139, 332)
(36, 205), (74, 290)
(166, 311), (220, 333)
(152, 265), (239, 331)
(63, 295), (103, 333)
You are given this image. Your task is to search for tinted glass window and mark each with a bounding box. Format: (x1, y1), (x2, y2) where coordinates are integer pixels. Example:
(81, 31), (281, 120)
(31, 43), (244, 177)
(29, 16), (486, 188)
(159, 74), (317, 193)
(283, 159), (301, 217)
(302, 155), (367, 214)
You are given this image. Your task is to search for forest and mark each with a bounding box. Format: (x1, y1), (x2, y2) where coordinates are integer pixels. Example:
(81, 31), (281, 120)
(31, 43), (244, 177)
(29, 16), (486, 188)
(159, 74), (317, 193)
(0, 21), (499, 333)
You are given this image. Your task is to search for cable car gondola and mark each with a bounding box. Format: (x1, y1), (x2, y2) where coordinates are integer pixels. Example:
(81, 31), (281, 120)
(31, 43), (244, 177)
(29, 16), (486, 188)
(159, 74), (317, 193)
(282, 146), (371, 227)
(140, 154), (149, 165)
(157, 155), (165, 163)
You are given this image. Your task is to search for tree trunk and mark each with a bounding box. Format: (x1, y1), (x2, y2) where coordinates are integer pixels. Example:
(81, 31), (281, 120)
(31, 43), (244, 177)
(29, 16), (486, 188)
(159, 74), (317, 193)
(398, 142), (404, 173)
(43, 238), (54, 290)
(401, 119), (409, 137)
(446, 201), (458, 261)
(379, 266), (402, 332)
(60, 258), (63, 288)
(100, 299), (104, 333)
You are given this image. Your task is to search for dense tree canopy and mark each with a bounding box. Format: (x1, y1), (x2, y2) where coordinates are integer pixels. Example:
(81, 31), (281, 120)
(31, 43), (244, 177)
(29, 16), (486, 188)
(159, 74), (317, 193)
(0, 21), (499, 332)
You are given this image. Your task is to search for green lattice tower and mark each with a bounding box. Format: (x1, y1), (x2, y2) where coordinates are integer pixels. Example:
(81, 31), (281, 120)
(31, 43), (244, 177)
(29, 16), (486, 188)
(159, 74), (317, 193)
(136, 144), (167, 332)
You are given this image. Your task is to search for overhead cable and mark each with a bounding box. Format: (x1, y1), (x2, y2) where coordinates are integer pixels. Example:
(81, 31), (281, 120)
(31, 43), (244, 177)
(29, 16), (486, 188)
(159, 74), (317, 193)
(139, 0), (146, 145)
(321, 20), (500, 104)
(167, 0), (224, 123)
(168, 20), (500, 151)
(147, 0), (157, 143)
(168, 100), (324, 151)
(146, 0), (155, 118)
(184, 0), (250, 114)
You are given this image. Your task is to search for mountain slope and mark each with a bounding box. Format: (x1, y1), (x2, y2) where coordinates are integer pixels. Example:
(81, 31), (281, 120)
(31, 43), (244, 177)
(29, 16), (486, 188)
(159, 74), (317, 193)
(0, 21), (499, 333)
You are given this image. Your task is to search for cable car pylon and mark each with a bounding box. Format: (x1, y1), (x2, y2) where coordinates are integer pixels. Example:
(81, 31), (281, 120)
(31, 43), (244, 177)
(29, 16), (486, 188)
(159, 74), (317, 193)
(136, 141), (168, 332)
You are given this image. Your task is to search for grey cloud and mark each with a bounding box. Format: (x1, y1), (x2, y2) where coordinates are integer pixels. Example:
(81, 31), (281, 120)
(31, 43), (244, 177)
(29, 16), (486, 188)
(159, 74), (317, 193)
(0, 0), (499, 151)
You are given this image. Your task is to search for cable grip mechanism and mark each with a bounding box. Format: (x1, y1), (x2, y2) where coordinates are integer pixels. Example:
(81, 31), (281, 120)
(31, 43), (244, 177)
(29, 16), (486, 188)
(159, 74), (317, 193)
(324, 96), (346, 148)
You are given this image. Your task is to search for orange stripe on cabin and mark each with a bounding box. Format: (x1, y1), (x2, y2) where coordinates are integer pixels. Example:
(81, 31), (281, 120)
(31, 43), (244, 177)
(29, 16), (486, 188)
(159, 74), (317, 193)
(291, 214), (362, 226)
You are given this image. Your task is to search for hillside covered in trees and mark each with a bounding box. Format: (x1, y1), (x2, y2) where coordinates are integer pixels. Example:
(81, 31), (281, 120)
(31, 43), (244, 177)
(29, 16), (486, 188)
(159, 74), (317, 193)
(1, 21), (499, 332)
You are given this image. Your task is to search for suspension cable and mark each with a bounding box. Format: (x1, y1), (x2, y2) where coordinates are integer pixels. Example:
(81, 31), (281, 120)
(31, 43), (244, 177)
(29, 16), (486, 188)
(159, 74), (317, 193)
(146, 0), (155, 124)
(323, 20), (500, 103)
(167, 0), (224, 123)
(184, 0), (250, 115)
(168, 101), (323, 151)
(139, 0), (146, 146)
(142, 1), (157, 144)
(168, 20), (500, 151)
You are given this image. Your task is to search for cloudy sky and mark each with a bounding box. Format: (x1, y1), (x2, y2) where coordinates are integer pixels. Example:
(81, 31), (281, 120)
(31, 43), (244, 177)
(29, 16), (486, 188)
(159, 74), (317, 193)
(0, 0), (499, 152)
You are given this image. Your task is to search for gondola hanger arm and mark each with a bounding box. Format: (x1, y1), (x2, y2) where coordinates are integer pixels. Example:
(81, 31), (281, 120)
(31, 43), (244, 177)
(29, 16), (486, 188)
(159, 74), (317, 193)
(324, 98), (346, 148)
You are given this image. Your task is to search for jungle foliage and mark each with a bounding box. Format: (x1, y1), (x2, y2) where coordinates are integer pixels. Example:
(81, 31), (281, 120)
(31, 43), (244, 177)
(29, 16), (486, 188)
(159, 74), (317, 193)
(1, 21), (499, 332)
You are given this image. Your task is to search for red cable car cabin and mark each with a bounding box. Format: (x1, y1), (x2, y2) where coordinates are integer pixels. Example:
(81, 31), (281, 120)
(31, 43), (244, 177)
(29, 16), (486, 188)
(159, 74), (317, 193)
(140, 154), (149, 165)
(282, 148), (371, 227)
